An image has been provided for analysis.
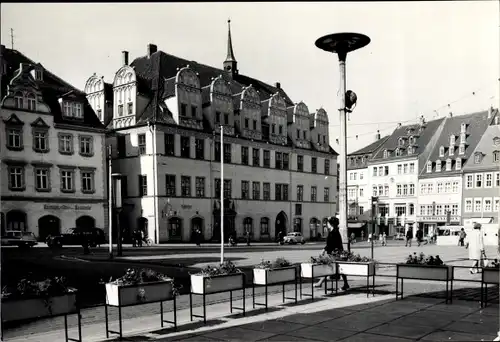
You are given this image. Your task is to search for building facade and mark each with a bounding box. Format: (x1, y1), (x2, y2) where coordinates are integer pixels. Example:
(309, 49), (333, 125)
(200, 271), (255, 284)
(417, 110), (495, 237)
(86, 25), (338, 243)
(0, 45), (107, 240)
(462, 111), (500, 242)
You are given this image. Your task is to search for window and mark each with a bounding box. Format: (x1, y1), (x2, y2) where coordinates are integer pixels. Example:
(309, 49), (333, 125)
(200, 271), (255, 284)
(384, 185), (389, 196)
(263, 183), (270, 200)
(324, 187), (329, 202)
(449, 147), (454, 156)
(496, 172), (500, 187)
(379, 166), (383, 175)
(6, 128), (23, 151)
(409, 184), (415, 195)
(97, 109), (102, 120)
(451, 204), (458, 216)
(396, 184), (402, 196)
(435, 161), (441, 172)
(297, 185), (304, 201)
(275, 152), (283, 169)
(373, 167), (378, 177)
(452, 181), (459, 193)
(253, 148), (260, 166)
(383, 150), (388, 158)
(241, 181), (249, 199)
(252, 182), (260, 200)
(241, 147), (249, 165)
(127, 102), (133, 115)
(379, 185), (384, 196)
(459, 144), (465, 155)
(263, 150), (270, 167)
(224, 113), (229, 125)
(81, 170), (94, 193)
(117, 135), (126, 157)
(403, 184), (408, 196)
(33, 130), (48, 152)
(14, 92), (23, 108)
(444, 182), (451, 193)
(466, 175), (473, 189)
(195, 139), (204, 160)
(244, 118), (249, 128)
(271, 124), (276, 134)
(223, 179), (232, 198)
(223, 143), (231, 163)
(118, 104), (124, 116)
(450, 135), (456, 145)
(494, 198), (500, 212)
(168, 218), (182, 238)
(360, 172), (364, 180)
(420, 205), (426, 216)
(494, 151), (500, 163)
(138, 175), (147, 196)
(260, 217), (269, 235)
(445, 159), (452, 171)
(372, 186), (377, 196)
(8, 166), (24, 191)
(485, 173), (493, 187)
(61, 169), (74, 192)
(435, 205), (442, 216)
(461, 123), (467, 133)
(474, 199), (482, 212)
(73, 103), (82, 118)
(297, 155), (304, 172)
(165, 133), (175, 156)
(426, 161), (432, 173)
(165, 175), (176, 196)
(303, 131), (307, 139)
(215, 178), (221, 198)
(475, 174), (483, 188)
(397, 164), (402, 174)
(420, 183), (426, 195)
(137, 134), (146, 155)
(474, 153), (482, 164)
(252, 119), (257, 130)
(179, 136), (190, 158)
(34, 167), (50, 192)
(195, 177), (205, 197)
(180, 103), (187, 116)
(191, 105), (197, 118)
(455, 158), (462, 170)
(58, 134), (73, 154)
(311, 157), (317, 173)
(295, 204), (302, 216)
(395, 205), (407, 217)
(215, 111), (221, 124)
(359, 206), (364, 215)
(311, 186), (317, 202)
(484, 199), (492, 212)
(181, 176), (191, 197)
(465, 199), (472, 212)
(282, 153), (289, 170)
(27, 94), (36, 111)
(437, 182), (443, 193)
(403, 164), (408, 174)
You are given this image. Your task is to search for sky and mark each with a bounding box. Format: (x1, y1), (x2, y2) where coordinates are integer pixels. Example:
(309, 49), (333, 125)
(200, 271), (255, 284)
(1, 2), (499, 153)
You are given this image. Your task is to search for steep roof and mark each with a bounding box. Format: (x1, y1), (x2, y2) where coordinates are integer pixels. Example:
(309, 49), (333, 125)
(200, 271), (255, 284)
(350, 135), (390, 155)
(424, 110), (495, 174)
(1, 47), (104, 129)
(462, 117), (500, 172)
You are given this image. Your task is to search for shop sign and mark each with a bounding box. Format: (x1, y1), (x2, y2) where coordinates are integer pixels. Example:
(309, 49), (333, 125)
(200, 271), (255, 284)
(44, 204), (92, 211)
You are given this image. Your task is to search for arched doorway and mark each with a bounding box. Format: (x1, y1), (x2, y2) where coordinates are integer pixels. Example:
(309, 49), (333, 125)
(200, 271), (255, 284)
(76, 216), (95, 230)
(275, 211), (287, 240)
(6, 210), (27, 232)
(191, 217), (203, 242)
(309, 218), (320, 241)
(137, 217), (148, 239)
(293, 217), (303, 233)
(38, 215), (61, 241)
(243, 217), (253, 238)
(168, 217), (182, 241)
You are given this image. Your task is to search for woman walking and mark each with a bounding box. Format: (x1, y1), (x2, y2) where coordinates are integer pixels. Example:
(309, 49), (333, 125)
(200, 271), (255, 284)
(465, 223), (485, 274)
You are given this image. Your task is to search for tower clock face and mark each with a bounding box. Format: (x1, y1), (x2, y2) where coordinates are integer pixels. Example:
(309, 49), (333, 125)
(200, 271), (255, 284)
(226, 66), (231, 71)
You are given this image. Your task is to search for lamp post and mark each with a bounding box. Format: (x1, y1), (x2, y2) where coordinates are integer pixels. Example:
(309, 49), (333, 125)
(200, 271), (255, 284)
(112, 173), (123, 257)
(315, 32), (370, 252)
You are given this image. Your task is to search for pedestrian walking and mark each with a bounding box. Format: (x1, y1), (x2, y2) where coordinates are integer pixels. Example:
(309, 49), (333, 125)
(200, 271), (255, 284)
(350, 232), (356, 244)
(382, 232), (387, 246)
(368, 233), (372, 244)
(361, 231), (365, 241)
(466, 223), (484, 274)
(458, 228), (467, 247)
(405, 229), (413, 247)
(196, 229), (202, 246)
(416, 227), (423, 247)
(315, 217), (350, 290)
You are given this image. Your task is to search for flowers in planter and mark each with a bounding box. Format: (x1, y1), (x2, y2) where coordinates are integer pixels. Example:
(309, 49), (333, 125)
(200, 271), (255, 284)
(1, 276), (74, 301)
(405, 252), (444, 266)
(309, 254), (335, 265)
(196, 260), (241, 277)
(485, 259), (500, 269)
(109, 268), (181, 295)
(254, 257), (292, 270)
(331, 250), (374, 263)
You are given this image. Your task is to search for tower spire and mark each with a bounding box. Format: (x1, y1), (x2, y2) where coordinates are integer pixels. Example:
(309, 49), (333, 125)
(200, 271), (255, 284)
(223, 19), (238, 75)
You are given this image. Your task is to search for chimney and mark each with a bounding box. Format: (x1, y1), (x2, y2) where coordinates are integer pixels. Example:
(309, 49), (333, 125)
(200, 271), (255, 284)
(147, 44), (157, 57)
(122, 51), (129, 65)
(495, 116), (499, 125)
(274, 82), (281, 89)
(419, 115), (425, 125)
(488, 106), (492, 119)
(449, 112), (453, 118)
(375, 130), (381, 140)
(397, 123), (402, 128)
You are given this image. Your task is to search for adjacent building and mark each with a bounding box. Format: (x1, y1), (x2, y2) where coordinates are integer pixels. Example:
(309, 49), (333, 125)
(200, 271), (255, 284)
(417, 109), (496, 237)
(0, 45), (107, 240)
(462, 110), (500, 243)
(86, 23), (338, 243)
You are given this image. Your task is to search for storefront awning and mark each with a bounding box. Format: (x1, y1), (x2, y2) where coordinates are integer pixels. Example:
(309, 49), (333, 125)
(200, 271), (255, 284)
(464, 218), (493, 225)
(348, 222), (365, 229)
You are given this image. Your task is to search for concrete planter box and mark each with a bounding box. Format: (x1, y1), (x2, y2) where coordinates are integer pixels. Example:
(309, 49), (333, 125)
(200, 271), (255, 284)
(191, 273), (244, 294)
(300, 263), (335, 278)
(253, 266), (296, 285)
(337, 261), (375, 276)
(105, 281), (174, 307)
(2, 292), (77, 322)
(397, 264), (453, 281)
(482, 268), (500, 284)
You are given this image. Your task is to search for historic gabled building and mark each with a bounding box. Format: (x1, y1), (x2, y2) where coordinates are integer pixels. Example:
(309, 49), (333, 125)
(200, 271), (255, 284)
(0, 45), (107, 240)
(85, 22), (338, 243)
(417, 109), (496, 237)
(346, 131), (389, 236)
(462, 109), (500, 244)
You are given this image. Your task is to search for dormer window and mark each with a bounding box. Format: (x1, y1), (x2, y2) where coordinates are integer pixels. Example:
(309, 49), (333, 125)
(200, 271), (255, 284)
(35, 69), (43, 81)
(439, 146), (444, 157)
(493, 137), (500, 146)
(474, 152), (482, 164)
(409, 136), (415, 145)
(493, 151), (500, 163)
(398, 138), (404, 147)
(26, 93), (36, 111)
(435, 160), (441, 172)
(455, 158), (462, 170)
(460, 123), (467, 133)
(449, 135), (456, 145)
(446, 158), (452, 171)
(407, 147), (414, 155)
(449, 146), (454, 156)
(426, 161), (432, 173)
(383, 149), (389, 158)
(14, 92), (23, 108)
(62, 101), (83, 119)
(459, 144), (465, 155)
(460, 132), (466, 144)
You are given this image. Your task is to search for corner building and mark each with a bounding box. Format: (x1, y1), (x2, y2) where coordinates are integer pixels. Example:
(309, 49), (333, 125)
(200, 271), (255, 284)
(86, 24), (338, 243)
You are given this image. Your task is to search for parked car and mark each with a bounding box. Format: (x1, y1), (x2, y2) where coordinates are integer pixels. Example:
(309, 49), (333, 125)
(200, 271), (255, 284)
(283, 232), (306, 245)
(46, 227), (106, 248)
(1, 231), (38, 248)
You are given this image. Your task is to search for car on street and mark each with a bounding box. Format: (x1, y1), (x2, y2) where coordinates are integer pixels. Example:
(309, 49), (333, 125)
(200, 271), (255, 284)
(46, 227), (106, 248)
(283, 232), (306, 245)
(1, 230), (38, 248)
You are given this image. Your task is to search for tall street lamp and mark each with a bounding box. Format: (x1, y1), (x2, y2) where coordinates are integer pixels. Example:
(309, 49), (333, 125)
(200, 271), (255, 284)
(112, 173), (123, 257)
(315, 32), (370, 252)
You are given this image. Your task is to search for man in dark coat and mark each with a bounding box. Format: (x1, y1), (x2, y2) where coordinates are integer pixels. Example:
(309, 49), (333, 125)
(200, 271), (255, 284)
(315, 216), (350, 290)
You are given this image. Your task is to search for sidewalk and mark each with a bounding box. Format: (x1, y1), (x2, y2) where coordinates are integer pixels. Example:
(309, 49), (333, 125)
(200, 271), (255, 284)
(4, 283), (499, 342)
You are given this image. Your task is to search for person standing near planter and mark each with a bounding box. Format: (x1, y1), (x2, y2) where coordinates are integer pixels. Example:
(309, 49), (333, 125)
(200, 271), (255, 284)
(465, 223), (485, 274)
(405, 228), (413, 247)
(416, 227), (424, 247)
(315, 217), (350, 290)
(458, 228), (467, 247)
